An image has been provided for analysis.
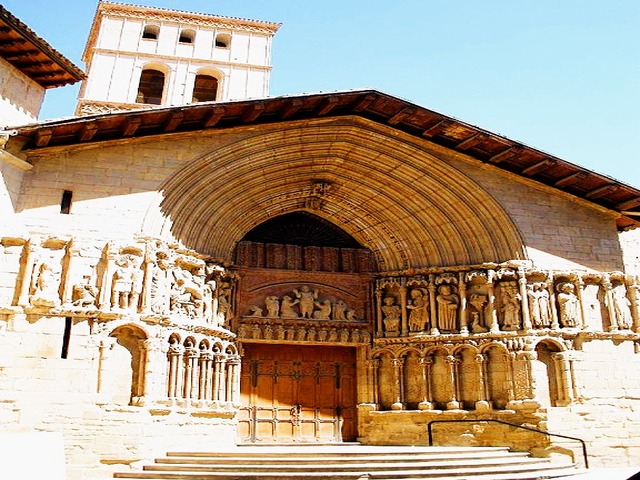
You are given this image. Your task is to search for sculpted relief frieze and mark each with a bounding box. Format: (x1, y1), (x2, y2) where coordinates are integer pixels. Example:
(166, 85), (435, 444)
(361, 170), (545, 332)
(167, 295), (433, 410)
(237, 284), (370, 345)
(3, 236), (236, 332)
(375, 266), (640, 339)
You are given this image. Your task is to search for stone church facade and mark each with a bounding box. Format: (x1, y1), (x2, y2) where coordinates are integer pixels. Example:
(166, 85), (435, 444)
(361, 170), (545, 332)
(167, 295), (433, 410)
(1, 3), (640, 479)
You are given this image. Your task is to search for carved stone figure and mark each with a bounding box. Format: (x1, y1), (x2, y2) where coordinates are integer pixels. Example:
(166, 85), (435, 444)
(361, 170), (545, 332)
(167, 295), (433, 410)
(612, 284), (633, 330)
(280, 295), (299, 318)
(72, 282), (98, 308)
(265, 295), (280, 318)
(313, 299), (331, 320)
(381, 296), (401, 333)
(407, 288), (429, 332)
(247, 305), (263, 317)
(470, 311), (488, 333)
(294, 285), (318, 318)
(527, 282), (551, 328)
(111, 255), (142, 310)
(436, 284), (459, 331)
(333, 300), (347, 321)
(469, 294), (488, 332)
(30, 261), (61, 307)
(500, 282), (521, 331)
(557, 282), (580, 327)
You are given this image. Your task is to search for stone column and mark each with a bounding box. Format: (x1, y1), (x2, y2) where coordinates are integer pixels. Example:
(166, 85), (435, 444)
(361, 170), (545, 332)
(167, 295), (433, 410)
(474, 353), (490, 411)
(199, 351), (213, 402)
(99, 244), (118, 310)
(140, 337), (164, 404)
(551, 351), (573, 406)
(366, 358), (380, 406)
(547, 272), (560, 329)
(429, 275), (439, 335)
(96, 336), (117, 395)
(229, 355), (241, 405)
(167, 342), (184, 403)
(61, 239), (80, 306)
(418, 356), (434, 410)
(628, 278), (640, 333)
(602, 275), (618, 331)
(399, 285), (408, 336)
(458, 272), (469, 334)
(390, 358), (405, 410)
(487, 271), (500, 333)
(215, 354), (227, 403)
(518, 267), (533, 331)
(513, 351), (537, 401)
(375, 289), (383, 337)
(444, 355), (460, 410)
(17, 238), (39, 306)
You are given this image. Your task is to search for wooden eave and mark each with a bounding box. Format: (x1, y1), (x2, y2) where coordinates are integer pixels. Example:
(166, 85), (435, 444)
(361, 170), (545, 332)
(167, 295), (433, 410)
(11, 89), (640, 231)
(0, 5), (85, 88)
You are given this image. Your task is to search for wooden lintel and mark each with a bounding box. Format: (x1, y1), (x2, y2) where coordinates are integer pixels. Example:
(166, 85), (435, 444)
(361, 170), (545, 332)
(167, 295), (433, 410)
(522, 159), (556, 176)
(241, 103), (265, 123)
(164, 110), (184, 132)
(35, 128), (52, 148)
(421, 120), (447, 138)
(316, 97), (339, 116)
(456, 133), (488, 151)
(280, 99), (303, 120)
(121, 117), (142, 137)
(204, 106), (226, 127)
(488, 146), (523, 164)
(351, 94), (376, 112)
(585, 184), (619, 199)
(554, 171), (589, 188)
(616, 197), (640, 211)
(79, 123), (98, 142)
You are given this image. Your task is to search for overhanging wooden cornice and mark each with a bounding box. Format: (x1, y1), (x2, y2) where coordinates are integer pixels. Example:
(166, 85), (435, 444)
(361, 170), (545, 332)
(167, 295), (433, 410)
(0, 5), (85, 88)
(10, 89), (640, 231)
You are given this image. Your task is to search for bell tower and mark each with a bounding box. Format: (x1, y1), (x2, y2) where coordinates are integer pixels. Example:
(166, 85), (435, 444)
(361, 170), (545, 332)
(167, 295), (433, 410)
(76, 1), (280, 115)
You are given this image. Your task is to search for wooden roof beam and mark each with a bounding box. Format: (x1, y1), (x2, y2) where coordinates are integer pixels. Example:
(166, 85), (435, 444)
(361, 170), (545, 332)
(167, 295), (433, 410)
(488, 146), (524, 164)
(121, 116), (142, 137)
(280, 99), (303, 120)
(456, 133), (488, 151)
(35, 128), (52, 147)
(163, 110), (184, 132)
(351, 93), (376, 112)
(616, 197), (640, 211)
(0, 37), (26, 47)
(421, 120), (448, 138)
(555, 171), (589, 187)
(316, 97), (339, 116)
(241, 103), (265, 123)
(2, 48), (38, 59)
(79, 123), (98, 142)
(585, 184), (620, 199)
(387, 107), (415, 126)
(203, 106), (226, 127)
(522, 159), (556, 176)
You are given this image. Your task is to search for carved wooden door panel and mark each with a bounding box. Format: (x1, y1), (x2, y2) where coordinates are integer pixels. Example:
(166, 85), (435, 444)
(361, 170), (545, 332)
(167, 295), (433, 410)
(239, 344), (357, 443)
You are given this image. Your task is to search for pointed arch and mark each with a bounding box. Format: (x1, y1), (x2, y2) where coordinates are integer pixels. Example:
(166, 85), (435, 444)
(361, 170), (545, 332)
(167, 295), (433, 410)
(156, 120), (526, 271)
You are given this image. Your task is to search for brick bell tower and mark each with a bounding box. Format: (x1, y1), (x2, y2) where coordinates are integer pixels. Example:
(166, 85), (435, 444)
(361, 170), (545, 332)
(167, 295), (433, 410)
(76, 1), (280, 115)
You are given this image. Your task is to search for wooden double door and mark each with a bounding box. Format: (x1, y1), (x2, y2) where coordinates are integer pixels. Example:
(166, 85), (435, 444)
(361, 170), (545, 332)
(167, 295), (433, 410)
(238, 343), (357, 443)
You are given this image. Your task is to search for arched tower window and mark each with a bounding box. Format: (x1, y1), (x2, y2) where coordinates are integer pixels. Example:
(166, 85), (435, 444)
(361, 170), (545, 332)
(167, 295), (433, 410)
(191, 74), (219, 103)
(142, 25), (160, 40)
(179, 29), (195, 44)
(136, 68), (165, 105)
(215, 33), (231, 48)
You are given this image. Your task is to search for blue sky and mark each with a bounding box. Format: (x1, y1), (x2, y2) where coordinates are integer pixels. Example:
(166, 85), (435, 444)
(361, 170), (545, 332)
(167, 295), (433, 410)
(6, 0), (640, 187)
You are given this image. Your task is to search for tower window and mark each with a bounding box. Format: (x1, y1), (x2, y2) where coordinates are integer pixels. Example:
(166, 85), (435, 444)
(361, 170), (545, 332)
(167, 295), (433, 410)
(191, 74), (218, 103)
(136, 69), (165, 105)
(179, 29), (195, 44)
(215, 33), (231, 48)
(142, 25), (160, 40)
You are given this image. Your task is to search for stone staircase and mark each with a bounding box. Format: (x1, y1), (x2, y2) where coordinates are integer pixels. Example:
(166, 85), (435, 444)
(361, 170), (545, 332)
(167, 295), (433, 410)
(113, 444), (585, 479)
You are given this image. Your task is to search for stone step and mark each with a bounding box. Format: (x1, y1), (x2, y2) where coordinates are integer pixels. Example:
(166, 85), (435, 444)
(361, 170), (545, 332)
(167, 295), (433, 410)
(113, 445), (582, 480)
